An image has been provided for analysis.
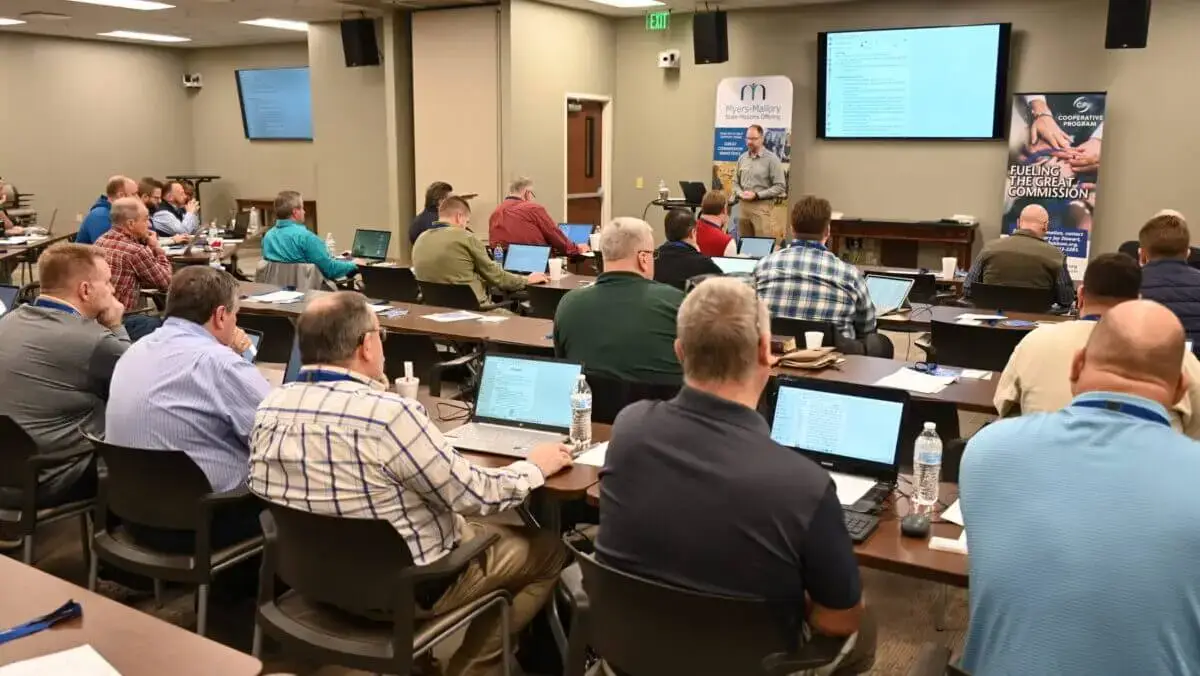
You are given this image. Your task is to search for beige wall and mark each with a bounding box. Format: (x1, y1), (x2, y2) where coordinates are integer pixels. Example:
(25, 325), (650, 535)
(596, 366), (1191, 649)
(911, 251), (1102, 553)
(613, 0), (1200, 255)
(184, 42), (313, 223)
(0, 34), (192, 228)
(506, 0), (616, 224)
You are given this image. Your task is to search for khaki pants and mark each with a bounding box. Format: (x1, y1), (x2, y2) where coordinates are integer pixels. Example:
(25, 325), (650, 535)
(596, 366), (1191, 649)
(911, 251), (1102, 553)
(739, 199), (783, 242)
(426, 521), (568, 676)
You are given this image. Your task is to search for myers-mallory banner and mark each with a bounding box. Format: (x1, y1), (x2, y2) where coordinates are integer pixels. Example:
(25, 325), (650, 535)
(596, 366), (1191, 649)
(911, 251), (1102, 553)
(712, 76), (794, 240)
(1002, 92), (1106, 279)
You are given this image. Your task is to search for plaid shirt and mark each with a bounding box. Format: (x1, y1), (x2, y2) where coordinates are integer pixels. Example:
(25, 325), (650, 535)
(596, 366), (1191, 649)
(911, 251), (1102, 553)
(248, 366), (546, 565)
(94, 228), (173, 310)
(753, 240), (876, 339)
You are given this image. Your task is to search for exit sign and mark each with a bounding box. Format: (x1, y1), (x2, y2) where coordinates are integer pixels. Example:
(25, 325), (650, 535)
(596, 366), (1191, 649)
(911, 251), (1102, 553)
(646, 10), (670, 31)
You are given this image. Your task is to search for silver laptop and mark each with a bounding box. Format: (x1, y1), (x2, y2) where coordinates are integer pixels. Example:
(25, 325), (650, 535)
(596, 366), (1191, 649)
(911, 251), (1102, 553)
(865, 274), (915, 315)
(445, 354), (583, 458)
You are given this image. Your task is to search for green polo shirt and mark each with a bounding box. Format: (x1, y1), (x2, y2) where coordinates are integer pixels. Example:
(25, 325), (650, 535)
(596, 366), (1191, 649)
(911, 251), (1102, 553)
(553, 271), (684, 385)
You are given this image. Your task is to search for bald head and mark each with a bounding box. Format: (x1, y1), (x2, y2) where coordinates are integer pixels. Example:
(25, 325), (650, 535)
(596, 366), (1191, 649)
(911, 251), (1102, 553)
(1017, 204), (1050, 237)
(1072, 300), (1189, 407)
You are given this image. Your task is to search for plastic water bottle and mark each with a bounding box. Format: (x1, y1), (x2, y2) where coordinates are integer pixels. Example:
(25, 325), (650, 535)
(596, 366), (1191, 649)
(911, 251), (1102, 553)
(569, 375), (592, 448)
(657, 179), (669, 201)
(912, 422), (943, 512)
(325, 232), (336, 254)
(493, 245), (505, 268)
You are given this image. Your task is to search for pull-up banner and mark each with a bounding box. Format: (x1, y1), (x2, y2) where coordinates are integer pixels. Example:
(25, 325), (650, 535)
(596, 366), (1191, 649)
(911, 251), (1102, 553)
(1002, 92), (1106, 279)
(713, 76), (793, 239)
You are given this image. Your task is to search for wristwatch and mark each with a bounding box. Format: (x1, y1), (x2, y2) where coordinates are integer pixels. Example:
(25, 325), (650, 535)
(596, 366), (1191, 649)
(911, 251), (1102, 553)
(1033, 112), (1053, 119)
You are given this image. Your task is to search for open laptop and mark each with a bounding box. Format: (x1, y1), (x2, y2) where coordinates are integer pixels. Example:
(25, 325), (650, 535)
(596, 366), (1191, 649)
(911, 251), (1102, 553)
(445, 354), (583, 458)
(738, 236), (776, 258)
(503, 244), (551, 274)
(865, 274), (916, 315)
(0, 285), (18, 315)
(222, 211), (250, 239)
(767, 375), (909, 510)
(559, 223), (594, 246)
(352, 229), (392, 262)
(712, 256), (758, 275)
(240, 329), (264, 364)
(678, 181), (707, 205)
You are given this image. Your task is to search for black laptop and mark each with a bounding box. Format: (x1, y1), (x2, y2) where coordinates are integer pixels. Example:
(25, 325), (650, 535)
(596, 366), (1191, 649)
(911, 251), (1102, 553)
(678, 181), (707, 205)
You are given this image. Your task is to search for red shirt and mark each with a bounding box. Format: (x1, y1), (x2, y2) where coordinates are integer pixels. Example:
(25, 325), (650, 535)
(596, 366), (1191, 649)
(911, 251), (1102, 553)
(695, 217), (733, 257)
(488, 197), (580, 256)
(95, 228), (173, 310)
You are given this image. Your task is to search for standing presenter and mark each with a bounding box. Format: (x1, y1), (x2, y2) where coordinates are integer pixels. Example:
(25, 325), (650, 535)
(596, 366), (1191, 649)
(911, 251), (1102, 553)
(732, 124), (786, 241)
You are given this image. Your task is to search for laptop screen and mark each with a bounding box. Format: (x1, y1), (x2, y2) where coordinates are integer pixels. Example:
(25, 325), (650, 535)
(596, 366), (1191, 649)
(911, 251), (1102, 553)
(233, 211), (250, 233)
(712, 256), (758, 275)
(475, 355), (582, 429)
(241, 330), (263, 363)
(352, 229), (392, 260)
(503, 244), (551, 274)
(0, 285), (18, 315)
(739, 237), (775, 258)
(283, 338), (303, 383)
(770, 379), (905, 468)
(559, 224), (593, 245)
(865, 275), (914, 313)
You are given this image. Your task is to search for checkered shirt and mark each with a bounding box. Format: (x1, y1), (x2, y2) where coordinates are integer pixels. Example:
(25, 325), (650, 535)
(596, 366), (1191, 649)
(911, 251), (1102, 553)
(94, 228), (173, 311)
(753, 241), (876, 339)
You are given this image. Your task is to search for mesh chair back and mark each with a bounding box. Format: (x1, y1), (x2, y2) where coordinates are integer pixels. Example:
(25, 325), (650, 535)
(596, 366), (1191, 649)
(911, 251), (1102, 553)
(930, 319), (1030, 372)
(970, 283), (1056, 313)
(585, 370), (681, 425)
(574, 547), (802, 676)
(361, 266), (420, 303)
(417, 281), (481, 311)
(0, 416), (37, 490)
(525, 285), (564, 319)
(88, 436), (213, 530)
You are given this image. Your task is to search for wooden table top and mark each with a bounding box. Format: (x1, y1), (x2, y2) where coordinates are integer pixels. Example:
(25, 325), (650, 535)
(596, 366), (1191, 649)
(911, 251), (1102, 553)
(858, 265), (965, 288)
(0, 556), (262, 674)
(530, 273), (595, 292)
(168, 241), (241, 264)
(0, 233), (73, 261)
(877, 303), (1068, 332)
(775, 355), (998, 414)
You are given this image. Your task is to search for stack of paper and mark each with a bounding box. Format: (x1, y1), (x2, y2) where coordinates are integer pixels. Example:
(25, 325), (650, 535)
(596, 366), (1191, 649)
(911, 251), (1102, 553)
(940, 499), (963, 526)
(247, 290), (305, 304)
(955, 313), (1005, 325)
(874, 368), (957, 394)
(575, 441), (608, 467)
(830, 471), (877, 506)
(959, 369), (992, 380)
(0, 236), (30, 245)
(423, 310), (482, 323)
(0, 645), (121, 675)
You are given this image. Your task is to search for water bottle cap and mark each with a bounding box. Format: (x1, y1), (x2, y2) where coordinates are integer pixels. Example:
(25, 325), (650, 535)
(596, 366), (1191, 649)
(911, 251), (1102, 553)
(923, 422), (937, 431)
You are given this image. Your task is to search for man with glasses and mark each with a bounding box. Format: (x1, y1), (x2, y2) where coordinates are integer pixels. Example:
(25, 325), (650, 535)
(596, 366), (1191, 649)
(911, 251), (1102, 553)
(554, 217), (684, 384)
(732, 124), (786, 240)
(488, 177), (589, 257)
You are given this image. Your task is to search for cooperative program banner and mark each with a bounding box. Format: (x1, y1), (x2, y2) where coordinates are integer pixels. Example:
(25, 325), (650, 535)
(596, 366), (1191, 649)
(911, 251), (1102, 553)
(1002, 92), (1106, 279)
(713, 76), (793, 239)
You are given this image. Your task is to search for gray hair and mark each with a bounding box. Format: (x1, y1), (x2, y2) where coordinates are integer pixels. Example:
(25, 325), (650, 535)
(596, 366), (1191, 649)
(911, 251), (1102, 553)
(297, 291), (377, 365)
(109, 196), (144, 226)
(508, 176), (534, 195)
(599, 217), (654, 261)
(166, 266), (239, 325)
(677, 277), (769, 383)
(274, 190), (303, 220)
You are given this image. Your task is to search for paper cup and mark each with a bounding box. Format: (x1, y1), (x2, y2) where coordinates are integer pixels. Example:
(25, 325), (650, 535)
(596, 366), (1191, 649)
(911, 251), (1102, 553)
(804, 331), (824, 350)
(548, 257), (564, 279)
(941, 257), (957, 279)
(589, 233), (600, 250)
(393, 377), (419, 400)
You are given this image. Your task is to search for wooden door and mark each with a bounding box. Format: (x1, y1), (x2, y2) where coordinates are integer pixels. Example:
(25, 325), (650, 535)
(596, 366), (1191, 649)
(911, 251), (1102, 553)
(566, 100), (604, 226)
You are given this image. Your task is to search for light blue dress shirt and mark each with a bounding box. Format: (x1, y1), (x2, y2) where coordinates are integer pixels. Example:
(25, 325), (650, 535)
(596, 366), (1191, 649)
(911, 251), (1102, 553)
(961, 391), (1200, 675)
(106, 317), (272, 492)
(151, 207), (199, 237)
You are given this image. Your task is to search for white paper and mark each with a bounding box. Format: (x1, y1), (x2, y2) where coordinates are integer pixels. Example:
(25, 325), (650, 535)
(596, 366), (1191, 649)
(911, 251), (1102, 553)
(219, 238), (244, 244)
(477, 316), (509, 323)
(163, 246), (187, 255)
(367, 303), (391, 313)
(955, 318), (983, 326)
(960, 369), (992, 380)
(874, 368), (956, 394)
(248, 290), (305, 304)
(0, 236), (30, 245)
(940, 499), (964, 526)
(371, 261), (401, 268)
(955, 313), (1006, 321)
(0, 645), (121, 675)
(929, 530), (968, 555)
(423, 311), (482, 323)
(575, 441), (608, 467)
(829, 471), (877, 506)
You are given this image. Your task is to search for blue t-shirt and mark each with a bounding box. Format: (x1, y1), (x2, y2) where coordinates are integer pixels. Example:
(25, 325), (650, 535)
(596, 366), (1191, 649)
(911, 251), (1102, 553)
(961, 391), (1200, 675)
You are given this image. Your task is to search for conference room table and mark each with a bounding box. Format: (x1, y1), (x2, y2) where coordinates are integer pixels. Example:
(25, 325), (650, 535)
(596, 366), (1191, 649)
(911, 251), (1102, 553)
(775, 356), (998, 414)
(0, 556), (262, 675)
(858, 264), (965, 291)
(876, 303), (1069, 332)
(532, 273), (594, 294)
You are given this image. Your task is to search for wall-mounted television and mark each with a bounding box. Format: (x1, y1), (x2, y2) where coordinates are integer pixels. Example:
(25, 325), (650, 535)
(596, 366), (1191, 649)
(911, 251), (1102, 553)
(236, 67), (313, 141)
(817, 23), (1012, 140)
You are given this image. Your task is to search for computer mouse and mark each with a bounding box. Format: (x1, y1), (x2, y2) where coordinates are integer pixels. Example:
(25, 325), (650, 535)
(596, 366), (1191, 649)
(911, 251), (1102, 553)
(901, 514), (932, 539)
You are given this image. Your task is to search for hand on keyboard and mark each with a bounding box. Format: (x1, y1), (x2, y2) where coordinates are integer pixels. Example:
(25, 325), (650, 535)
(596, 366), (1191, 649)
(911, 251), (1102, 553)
(527, 442), (574, 477)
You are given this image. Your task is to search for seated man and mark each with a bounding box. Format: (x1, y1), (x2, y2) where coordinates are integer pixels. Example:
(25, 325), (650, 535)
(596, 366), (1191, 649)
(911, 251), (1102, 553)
(1137, 212), (1200, 354)
(963, 204), (1075, 308)
(249, 291), (571, 676)
(413, 195), (546, 306)
(0, 179), (24, 237)
(488, 177), (588, 257)
(596, 277), (872, 673)
(0, 244), (128, 510)
(410, 180), (453, 245)
(753, 196), (891, 357)
(694, 189), (736, 257)
(961, 300), (1200, 674)
(76, 175), (137, 245)
(996, 253), (1200, 436)
(654, 208), (722, 291)
(137, 177), (162, 214)
(151, 179), (200, 239)
(555, 217), (684, 384)
(94, 197), (173, 342)
(261, 190), (357, 281)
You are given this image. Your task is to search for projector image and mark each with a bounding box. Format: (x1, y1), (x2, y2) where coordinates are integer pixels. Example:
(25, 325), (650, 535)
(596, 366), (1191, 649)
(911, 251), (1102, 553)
(657, 49), (681, 69)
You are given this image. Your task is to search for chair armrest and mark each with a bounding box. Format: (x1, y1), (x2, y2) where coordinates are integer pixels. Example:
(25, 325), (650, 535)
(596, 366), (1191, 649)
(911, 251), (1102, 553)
(401, 531), (499, 583)
(435, 347), (483, 369)
(907, 642), (954, 676)
(558, 562), (588, 609)
(762, 634), (848, 675)
(200, 485), (255, 508)
(27, 445), (94, 469)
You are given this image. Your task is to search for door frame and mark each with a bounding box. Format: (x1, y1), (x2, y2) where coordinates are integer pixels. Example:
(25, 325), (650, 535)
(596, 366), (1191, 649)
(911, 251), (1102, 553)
(563, 93), (613, 227)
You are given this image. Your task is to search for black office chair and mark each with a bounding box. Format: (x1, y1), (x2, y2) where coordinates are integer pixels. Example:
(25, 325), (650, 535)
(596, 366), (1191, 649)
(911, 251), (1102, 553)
(525, 285), (566, 320)
(237, 313), (296, 364)
(898, 403), (964, 483)
(968, 283), (1056, 313)
(253, 504), (511, 674)
(0, 416), (93, 565)
(584, 370), (681, 425)
(83, 432), (264, 636)
(382, 332), (483, 398)
(16, 282), (39, 306)
(417, 281), (505, 312)
(361, 265), (420, 303)
(561, 542), (844, 676)
(908, 643), (970, 676)
(767, 316), (866, 354)
(929, 319), (1031, 372)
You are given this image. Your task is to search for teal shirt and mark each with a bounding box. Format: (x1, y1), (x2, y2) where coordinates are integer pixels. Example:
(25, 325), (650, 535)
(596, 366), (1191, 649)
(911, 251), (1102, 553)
(261, 219), (357, 280)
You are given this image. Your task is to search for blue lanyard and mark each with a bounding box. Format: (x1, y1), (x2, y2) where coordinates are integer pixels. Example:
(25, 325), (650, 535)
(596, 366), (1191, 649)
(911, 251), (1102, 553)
(299, 369), (361, 384)
(1080, 314), (1101, 321)
(32, 297), (80, 316)
(1073, 400), (1170, 426)
(790, 240), (826, 252)
(0, 600), (82, 645)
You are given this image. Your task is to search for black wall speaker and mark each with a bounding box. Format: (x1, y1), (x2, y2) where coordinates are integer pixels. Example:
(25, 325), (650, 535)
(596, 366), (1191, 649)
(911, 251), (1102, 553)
(341, 18), (381, 67)
(693, 11), (728, 65)
(1105, 0), (1151, 49)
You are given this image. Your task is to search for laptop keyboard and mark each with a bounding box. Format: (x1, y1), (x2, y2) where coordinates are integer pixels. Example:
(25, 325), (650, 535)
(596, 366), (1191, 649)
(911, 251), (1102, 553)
(451, 423), (564, 452)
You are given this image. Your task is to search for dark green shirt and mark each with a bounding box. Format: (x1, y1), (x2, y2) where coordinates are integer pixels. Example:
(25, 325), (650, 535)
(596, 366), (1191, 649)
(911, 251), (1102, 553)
(553, 272), (684, 385)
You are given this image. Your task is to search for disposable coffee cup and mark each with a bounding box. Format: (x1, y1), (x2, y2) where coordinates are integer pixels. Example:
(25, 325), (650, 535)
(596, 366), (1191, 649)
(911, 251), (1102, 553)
(548, 257), (564, 279)
(941, 257), (957, 279)
(588, 233), (600, 250)
(393, 377), (419, 400)
(804, 331), (824, 350)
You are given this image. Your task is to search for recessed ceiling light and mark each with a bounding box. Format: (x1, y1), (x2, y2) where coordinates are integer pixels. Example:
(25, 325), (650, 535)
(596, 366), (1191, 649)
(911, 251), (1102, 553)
(97, 30), (190, 42)
(69, 0), (174, 10)
(586, 0), (664, 7)
(0, 18), (26, 25)
(240, 18), (309, 32)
